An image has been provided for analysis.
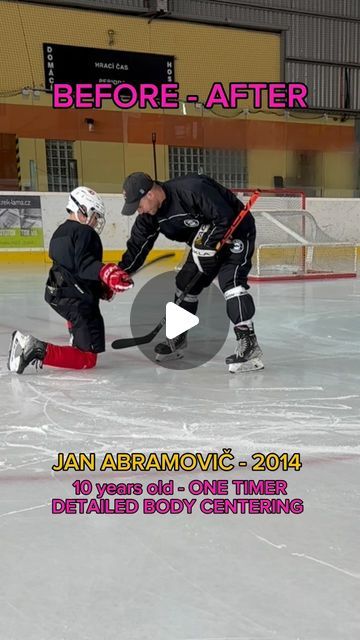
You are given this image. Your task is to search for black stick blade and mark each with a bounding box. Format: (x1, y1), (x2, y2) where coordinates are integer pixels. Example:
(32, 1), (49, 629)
(111, 317), (166, 349)
(111, 335), (153, 349)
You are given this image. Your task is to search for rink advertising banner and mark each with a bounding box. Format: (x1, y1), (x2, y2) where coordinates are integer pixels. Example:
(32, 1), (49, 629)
(43, 43), (175, 91)
(0, 196), (43, 248)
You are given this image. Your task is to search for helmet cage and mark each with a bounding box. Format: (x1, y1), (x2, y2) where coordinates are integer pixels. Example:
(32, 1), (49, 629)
(69, 190), (105, 235)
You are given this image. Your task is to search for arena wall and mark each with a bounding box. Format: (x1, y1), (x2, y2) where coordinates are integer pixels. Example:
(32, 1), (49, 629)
(0, 1), (358, 196)
(0, 192), (358, 265)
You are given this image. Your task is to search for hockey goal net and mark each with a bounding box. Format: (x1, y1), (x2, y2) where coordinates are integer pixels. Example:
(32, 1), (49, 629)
(234, 188), (357, 280)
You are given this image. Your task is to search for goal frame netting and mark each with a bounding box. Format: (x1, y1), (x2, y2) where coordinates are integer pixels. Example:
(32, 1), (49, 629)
(234, 188), (357, 281)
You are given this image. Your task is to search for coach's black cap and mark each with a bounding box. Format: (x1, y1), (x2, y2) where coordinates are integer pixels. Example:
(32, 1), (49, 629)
(121, 172), (154, 216)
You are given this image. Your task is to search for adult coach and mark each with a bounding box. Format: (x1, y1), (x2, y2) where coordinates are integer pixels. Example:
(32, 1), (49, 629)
(119, 172), (263, 373)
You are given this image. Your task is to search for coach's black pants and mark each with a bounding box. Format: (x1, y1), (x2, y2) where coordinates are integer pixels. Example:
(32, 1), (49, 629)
(175, 228), (256, 326)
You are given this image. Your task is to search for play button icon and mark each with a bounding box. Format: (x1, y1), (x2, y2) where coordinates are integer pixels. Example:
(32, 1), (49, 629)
(129, 270), (230, 370)
(166, 302), (199, 339)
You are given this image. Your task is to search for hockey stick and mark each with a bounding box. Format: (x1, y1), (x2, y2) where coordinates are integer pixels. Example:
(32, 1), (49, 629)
(134, 252), (175, 273)
(112, 190), (260, 350)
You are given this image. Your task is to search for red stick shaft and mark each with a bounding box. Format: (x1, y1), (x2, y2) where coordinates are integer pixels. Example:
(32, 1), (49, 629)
(216, 190), (261, 251)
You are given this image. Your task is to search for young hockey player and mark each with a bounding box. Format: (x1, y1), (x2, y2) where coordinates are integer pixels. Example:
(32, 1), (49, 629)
(8, 186), (133, 374)
(119, 172), (263, 373)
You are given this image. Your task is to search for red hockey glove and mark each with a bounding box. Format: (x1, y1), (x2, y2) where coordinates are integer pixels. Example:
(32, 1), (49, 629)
(99, 264), (134, 293)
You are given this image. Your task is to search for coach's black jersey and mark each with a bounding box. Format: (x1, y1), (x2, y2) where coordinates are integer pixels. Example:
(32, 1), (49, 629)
(48, 220), (103, 297)
(119, 174), (254, 273)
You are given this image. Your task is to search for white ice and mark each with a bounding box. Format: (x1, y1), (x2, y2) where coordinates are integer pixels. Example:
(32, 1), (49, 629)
(0, 262), (359, 640)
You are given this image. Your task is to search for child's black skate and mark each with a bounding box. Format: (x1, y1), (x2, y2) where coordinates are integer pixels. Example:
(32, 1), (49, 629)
(8, 331), (47, 374)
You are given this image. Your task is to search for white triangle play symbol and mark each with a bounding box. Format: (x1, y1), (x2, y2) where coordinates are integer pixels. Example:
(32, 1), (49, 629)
(165, 302), (199, 339)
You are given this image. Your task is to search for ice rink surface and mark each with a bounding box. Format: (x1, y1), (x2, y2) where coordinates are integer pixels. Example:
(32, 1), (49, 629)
(0, 263), (359, 640)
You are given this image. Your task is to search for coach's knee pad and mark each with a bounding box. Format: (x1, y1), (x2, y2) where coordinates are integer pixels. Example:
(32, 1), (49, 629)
(224, 285), (255, 324)
(175, 288), (199, 315)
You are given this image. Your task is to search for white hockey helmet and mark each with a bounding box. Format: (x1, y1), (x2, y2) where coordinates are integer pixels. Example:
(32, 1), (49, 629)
(67, 186), (106, 234)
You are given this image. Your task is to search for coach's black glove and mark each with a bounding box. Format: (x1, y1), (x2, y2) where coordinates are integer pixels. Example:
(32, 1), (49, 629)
(191, 224), (218, 275)
(192, 244), (218, 275)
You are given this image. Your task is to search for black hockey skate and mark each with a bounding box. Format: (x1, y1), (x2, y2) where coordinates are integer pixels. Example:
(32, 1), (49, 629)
(154, 332), (188, 362)
(226, 325), (264, 373)
(8, 331), (47, 374)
